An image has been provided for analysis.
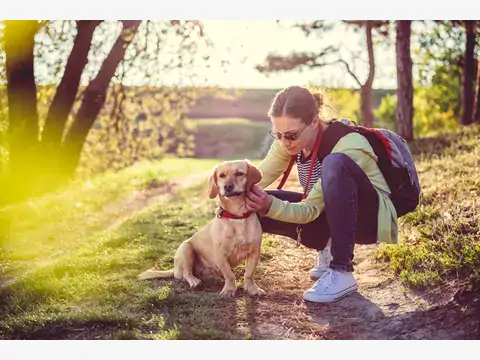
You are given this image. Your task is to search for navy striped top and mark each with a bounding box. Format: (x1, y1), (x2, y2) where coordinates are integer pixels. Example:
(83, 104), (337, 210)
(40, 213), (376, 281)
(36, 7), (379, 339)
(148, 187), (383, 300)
(296, 152), (322, 196)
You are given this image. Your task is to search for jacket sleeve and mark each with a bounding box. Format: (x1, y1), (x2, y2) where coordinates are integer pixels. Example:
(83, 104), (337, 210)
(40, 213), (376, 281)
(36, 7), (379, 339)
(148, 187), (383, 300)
(257, 139), (292, 190)
(264, 133), (381, 224)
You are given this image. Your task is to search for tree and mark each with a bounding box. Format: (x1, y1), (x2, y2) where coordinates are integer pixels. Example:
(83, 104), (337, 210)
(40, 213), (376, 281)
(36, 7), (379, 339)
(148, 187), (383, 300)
(421, 21), (480, 126)
(396, 20), (414, 141)
(256, 20), (390, 128)
(1, 20), (209, 203)
(460, 21), (478, 125)
(4, 21), (41, 201)
(474, 59), (480, 122)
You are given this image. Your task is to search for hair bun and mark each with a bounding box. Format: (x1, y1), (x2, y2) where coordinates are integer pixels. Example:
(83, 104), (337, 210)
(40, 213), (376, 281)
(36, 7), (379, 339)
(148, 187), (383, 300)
(312, 91), (324, 109)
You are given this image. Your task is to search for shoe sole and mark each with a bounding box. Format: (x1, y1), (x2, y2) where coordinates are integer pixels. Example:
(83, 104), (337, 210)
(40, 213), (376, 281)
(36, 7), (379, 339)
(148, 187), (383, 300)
(302, 284), (358, 303)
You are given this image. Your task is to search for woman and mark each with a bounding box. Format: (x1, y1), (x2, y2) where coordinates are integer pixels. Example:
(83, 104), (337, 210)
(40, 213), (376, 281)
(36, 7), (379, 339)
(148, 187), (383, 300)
(245, 85), (398, 303)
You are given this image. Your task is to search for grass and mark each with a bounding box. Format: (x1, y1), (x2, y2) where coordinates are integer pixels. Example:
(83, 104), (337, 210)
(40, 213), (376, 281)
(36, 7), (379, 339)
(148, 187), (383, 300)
(0, 181), (277, 339)
(376, 124), (480, 290)
(186, 117), (271, 160)
(0, 158), (220, 279)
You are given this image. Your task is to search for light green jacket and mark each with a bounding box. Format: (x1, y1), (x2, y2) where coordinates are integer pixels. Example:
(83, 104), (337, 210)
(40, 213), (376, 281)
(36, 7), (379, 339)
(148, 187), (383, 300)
(257, 131), (398, 244)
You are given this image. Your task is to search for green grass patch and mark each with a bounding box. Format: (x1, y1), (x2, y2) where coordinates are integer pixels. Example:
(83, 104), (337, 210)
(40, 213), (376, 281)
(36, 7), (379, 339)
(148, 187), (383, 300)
(0, 174), (275, 340)
(0, 158), (219, 278)
(376, 124), (480, 290)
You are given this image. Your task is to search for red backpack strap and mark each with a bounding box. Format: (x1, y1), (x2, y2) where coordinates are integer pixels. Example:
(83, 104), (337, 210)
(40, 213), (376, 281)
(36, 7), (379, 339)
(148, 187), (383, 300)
(277, 155), (296, 190)
(356, 126), (393, 160)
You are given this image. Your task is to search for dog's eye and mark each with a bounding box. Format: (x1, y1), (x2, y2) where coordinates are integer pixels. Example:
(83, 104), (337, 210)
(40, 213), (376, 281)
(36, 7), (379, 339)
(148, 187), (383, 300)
(219, 173), (226, 178)
(235, 171), (244, 176)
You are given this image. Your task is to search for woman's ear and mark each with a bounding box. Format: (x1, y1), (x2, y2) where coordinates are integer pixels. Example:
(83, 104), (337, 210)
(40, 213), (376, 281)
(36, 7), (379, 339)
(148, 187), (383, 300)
(207, 169), (219, 199)
(245, 160), (263, 191)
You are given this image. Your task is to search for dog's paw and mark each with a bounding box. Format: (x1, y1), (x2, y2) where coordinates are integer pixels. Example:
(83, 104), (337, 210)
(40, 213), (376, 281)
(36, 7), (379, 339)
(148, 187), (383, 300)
(219, 287), (237, 298)
(245, 285), (266, 297)
(187, 277), (202, 288)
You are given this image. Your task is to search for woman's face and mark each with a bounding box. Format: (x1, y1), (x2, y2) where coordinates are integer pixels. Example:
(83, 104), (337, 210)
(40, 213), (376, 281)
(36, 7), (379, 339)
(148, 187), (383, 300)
(270, 115), (314, 155)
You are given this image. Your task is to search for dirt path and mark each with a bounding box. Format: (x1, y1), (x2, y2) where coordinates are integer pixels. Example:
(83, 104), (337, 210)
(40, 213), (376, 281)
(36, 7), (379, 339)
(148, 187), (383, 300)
(236, 173), (480, 340)
(145, 169), (478, 339)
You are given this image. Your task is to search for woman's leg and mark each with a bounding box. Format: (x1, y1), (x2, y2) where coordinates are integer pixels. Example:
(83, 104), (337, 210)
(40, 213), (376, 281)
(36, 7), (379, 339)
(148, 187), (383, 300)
(259, 190), (331, 251)
(303, 152), (379, 303)
(321, 152), (379, 272)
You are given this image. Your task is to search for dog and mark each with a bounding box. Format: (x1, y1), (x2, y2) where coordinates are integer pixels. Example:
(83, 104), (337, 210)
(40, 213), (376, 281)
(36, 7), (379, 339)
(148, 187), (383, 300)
(137, 159), (265, 298)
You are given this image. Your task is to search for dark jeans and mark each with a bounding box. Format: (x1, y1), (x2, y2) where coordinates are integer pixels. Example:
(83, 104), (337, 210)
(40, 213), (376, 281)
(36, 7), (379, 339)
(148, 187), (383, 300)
(259, 153), (379, 272)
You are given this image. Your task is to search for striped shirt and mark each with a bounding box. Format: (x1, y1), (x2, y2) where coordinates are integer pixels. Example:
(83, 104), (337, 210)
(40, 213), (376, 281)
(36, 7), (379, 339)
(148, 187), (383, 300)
(297, 152), (322, 196)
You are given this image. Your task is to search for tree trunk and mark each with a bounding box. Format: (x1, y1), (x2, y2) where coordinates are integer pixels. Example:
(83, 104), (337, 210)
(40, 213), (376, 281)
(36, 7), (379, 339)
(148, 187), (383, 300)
(362, 20), (375, 128)
(42, 21), (101, 146)
(473, 60), (480, 123)
(4, 21), (40, 201)
(460, 21), (476, 125)
(395, 20), (414, 141)
(62, 20), (141, 179)
(360, 85), (374, 129)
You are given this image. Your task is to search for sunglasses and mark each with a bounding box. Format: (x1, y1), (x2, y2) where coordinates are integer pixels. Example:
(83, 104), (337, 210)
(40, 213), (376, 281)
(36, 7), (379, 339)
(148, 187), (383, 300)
(268, 124), (307, 142)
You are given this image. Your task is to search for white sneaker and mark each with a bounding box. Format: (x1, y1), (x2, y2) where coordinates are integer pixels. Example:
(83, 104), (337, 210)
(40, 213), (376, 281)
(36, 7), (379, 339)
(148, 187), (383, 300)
(303, 268), (357, 303)
(309, 247), (332, 280)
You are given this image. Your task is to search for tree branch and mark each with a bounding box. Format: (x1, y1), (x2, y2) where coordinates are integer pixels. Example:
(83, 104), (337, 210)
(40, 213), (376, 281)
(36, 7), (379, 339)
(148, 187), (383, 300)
(364, 20), (375, 89)
(336, 59), (363, 87)
(256, 47), (337, 73)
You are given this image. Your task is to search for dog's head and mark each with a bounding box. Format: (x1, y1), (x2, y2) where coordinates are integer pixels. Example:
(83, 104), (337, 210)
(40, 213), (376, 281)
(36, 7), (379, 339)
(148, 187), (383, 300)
(208, 160), (262, 199)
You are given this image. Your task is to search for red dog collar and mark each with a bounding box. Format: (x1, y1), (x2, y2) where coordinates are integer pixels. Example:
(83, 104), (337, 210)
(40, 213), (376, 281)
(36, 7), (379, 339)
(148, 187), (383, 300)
(216, 208), (253, 219)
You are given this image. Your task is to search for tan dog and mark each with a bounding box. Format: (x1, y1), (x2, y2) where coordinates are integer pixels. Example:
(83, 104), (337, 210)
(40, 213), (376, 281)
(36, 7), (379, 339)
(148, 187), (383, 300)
(138, 160), (265, 298)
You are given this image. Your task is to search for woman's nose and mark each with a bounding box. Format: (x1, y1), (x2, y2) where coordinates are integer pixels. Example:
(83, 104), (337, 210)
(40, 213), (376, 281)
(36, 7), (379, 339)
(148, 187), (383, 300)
(280, 137), (291, 147)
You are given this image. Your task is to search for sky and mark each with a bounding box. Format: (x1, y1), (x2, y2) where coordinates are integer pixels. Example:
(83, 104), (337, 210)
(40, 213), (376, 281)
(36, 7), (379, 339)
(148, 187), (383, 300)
(28, 20), (416, 91)
(193, 20), (398, 90)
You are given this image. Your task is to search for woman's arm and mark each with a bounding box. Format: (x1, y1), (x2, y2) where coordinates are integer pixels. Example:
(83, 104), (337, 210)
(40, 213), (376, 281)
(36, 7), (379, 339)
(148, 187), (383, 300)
(264, 133), (382, 224)
(256, 139), (292, 189)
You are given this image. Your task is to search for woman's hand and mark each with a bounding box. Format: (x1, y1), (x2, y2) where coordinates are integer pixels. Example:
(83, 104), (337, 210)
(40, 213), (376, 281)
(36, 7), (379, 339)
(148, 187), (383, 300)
(245, 185), (273, 215)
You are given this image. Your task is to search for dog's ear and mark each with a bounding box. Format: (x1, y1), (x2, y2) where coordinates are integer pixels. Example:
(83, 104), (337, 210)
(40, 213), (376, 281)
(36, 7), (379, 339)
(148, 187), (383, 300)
(245, 160), (263, 191)
(207, 168), (219, 199)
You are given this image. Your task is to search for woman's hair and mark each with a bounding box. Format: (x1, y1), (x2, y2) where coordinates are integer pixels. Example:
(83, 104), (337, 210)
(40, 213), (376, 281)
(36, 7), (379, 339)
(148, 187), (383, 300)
(268, 85), (336, 125)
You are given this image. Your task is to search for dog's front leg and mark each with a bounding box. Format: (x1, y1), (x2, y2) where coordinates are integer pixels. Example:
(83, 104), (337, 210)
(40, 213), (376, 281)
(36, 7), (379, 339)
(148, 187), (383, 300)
(244, 247), (265, 296)
(215, 254), (237, 298)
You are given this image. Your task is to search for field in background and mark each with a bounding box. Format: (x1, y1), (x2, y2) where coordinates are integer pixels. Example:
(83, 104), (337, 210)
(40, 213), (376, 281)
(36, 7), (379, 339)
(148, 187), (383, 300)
(187, 118), (271, 160)
(185, 87), (393, 122)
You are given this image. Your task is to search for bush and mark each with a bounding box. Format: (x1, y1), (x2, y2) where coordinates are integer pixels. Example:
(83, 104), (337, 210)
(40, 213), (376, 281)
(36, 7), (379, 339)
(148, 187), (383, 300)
(76, 87), (197, 178)
(374, 85), (460, 137)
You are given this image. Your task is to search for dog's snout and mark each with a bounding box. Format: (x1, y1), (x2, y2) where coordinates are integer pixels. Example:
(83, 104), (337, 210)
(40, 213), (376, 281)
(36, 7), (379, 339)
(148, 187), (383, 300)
(224, 182), (234, 192)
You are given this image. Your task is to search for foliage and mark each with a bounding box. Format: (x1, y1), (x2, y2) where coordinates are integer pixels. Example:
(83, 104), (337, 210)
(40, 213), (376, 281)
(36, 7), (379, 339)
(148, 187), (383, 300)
(326, 88), (361, 123)
(77, 86), (198, 178)
(414, 21), (465, 118)
(374, 92), (396, 130)
(412, 86), (459, 136)
(377, 125), (480, 289)
(375, 85), (460, 137)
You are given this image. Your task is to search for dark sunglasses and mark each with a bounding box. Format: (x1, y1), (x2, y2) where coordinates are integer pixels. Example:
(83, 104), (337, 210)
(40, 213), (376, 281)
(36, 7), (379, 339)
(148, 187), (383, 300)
(268, 124), (307, 141)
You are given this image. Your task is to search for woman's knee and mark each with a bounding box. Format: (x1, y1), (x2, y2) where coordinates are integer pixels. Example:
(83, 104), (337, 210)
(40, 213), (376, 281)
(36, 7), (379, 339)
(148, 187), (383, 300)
(321, 153), (354, 187)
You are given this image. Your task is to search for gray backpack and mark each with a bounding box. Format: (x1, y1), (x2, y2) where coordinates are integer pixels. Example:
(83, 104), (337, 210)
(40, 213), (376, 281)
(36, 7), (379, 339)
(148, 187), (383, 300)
(319, 119), (421, 217)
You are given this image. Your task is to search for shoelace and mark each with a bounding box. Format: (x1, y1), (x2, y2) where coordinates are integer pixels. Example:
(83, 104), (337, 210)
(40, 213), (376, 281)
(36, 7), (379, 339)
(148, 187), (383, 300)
(313, 268), (338, 289)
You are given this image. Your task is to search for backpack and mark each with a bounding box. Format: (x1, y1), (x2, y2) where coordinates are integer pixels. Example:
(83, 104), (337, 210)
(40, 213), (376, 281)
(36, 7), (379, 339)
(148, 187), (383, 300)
(278, 118), (421, 218)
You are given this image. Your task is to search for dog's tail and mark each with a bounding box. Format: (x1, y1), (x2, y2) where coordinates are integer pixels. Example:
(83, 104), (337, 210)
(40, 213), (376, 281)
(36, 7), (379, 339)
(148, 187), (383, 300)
(137, 263), (174, 280)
